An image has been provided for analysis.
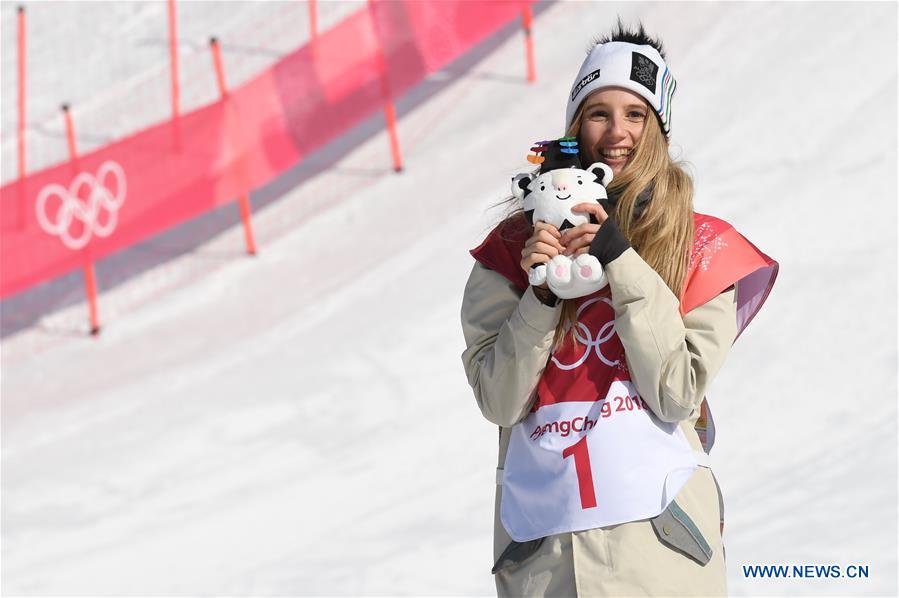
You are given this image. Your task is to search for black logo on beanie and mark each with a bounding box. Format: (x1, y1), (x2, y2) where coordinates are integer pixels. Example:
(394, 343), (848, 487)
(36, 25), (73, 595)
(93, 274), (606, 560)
(630, 52), (658, 94)
(571, 68), (601, 102)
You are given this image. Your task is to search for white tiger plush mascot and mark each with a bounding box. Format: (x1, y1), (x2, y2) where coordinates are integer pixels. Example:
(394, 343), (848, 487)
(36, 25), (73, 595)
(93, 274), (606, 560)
(512, 138), (614, 299)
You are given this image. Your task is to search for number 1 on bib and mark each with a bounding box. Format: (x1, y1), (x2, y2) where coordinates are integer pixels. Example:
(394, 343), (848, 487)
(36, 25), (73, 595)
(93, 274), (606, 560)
(562, 435), (597, 509)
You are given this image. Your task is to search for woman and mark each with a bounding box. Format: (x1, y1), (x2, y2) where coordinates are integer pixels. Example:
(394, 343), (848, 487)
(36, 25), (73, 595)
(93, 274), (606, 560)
(460, 22), (778, 596)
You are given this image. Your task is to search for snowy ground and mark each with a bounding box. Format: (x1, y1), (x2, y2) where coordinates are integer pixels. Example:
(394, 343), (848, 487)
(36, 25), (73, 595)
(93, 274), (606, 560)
(2, 1), (897, 596)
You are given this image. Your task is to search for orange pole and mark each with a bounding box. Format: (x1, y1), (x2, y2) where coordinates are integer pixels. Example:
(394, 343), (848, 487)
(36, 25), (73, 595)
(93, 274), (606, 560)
(16, 6), (27, 230)
(522, 5), (536, 83)
(83, 264), (100, 336)
(383, 102), (402, 173)
(168, 0), (180, 121)
(210, 37), (228, 96)
(62, 104), (101, 335)
(17, 5), (26, 180)
(308, 0), (318, 40)
(237, 197), (256, 255)
(210, 38), (257, 255)
(62, 104), (77, 157)
(367, 0), (403, 173)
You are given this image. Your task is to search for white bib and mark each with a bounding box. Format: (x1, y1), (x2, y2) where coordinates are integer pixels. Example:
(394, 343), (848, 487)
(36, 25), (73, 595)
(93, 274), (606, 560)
(500, 380), (699, 542)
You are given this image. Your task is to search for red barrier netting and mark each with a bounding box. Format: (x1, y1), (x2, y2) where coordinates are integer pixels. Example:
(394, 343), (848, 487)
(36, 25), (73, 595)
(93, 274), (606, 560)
(1, 0), (532, 299)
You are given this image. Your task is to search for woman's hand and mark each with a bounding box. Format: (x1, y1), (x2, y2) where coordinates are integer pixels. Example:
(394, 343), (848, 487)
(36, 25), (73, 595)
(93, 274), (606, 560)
(559, 203), (610, 256)
(520, 221), (564, 288)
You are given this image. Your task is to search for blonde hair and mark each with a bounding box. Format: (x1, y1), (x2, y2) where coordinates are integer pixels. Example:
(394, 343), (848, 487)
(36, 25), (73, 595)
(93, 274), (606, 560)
(548, 97), (695, 349)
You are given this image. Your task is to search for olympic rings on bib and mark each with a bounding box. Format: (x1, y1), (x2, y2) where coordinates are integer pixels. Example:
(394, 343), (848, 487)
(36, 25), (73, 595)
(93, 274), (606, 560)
(551, 296), (621, 370)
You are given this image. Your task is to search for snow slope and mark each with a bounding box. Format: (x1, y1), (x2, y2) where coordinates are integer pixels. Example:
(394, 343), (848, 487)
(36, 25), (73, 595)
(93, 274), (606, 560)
(2, 1), (897, 596)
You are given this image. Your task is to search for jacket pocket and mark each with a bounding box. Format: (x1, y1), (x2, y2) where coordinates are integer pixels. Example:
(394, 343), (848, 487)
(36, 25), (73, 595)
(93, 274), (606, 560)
(650, 499), (714, 566)
(491, 538), (546, 574)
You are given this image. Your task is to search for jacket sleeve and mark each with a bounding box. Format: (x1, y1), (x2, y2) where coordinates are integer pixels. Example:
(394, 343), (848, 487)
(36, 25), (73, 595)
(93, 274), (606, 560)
(460, 262), (562, 427)
(604, 248), (738, 423)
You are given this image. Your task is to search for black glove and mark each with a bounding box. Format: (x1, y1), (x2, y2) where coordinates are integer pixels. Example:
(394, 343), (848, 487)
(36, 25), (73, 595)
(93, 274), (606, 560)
(589, 216), (630, 266)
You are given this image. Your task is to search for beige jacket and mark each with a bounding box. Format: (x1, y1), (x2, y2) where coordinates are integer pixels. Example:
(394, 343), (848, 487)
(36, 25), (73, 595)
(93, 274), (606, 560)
(461, 248), (738, 597)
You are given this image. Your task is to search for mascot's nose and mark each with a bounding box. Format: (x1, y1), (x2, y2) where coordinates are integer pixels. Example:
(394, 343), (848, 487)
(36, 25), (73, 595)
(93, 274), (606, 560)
(551, 171), (573, 192)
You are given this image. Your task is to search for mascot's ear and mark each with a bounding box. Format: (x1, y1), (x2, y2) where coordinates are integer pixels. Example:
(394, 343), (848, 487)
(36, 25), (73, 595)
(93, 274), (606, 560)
(511, 173), (534, 199)
(586, 162), (614, 187)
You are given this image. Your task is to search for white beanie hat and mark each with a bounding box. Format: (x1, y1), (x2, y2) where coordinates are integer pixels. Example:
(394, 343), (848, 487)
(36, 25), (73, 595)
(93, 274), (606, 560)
(565, 41), (676, 138)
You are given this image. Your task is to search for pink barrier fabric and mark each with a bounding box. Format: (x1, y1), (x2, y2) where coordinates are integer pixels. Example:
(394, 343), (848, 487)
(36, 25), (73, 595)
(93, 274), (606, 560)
(0, 0), (531, 298)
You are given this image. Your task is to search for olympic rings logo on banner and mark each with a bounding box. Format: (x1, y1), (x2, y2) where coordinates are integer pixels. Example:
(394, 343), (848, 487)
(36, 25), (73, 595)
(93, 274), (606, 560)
(551, 296), (620, 371)
(35, 160), (127, 250)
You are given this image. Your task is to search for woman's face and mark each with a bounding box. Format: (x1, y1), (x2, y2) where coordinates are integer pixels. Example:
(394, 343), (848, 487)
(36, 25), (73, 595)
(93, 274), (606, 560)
(578, 87), (648, 175)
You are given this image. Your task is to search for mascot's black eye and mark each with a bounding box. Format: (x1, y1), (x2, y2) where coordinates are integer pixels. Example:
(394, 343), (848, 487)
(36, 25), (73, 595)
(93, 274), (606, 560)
(577, 180), (583, 185)
(540, 185), (545, 191)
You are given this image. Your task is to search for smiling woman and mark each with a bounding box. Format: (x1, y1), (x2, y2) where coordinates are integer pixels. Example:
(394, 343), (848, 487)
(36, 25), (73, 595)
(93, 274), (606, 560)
(460, 18), (779, 598)
(563, 63), (696, 315)
(577, 90), (649, 174)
